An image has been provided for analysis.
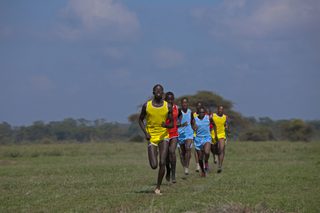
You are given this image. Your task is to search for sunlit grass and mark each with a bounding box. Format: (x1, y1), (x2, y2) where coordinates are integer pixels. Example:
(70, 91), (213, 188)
(0, 141), (319, 212)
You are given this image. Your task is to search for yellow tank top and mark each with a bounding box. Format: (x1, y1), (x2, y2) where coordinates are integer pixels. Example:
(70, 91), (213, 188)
(193, 112), (198, 136)
(193, 112), (198, 118)
(212, 113), (227, 139)
(146, 100), (169, 144)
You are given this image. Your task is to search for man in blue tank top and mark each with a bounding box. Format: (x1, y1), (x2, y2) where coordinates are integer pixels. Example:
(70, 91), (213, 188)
(194, 106), (214, 177)
(178, 97), (194, 175)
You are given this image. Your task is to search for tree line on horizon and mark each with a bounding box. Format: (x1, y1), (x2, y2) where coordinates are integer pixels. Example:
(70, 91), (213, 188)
(0, 91), (319, 144)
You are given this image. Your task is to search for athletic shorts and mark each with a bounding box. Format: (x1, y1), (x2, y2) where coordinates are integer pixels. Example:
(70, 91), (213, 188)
(149, 137), (169, 146)
(194, 136), (212, 151)
(178, 132), (194, 144)
(177, 140), (193, 149)
(169, 131), (179, 139)
(212, 137), (227, 145)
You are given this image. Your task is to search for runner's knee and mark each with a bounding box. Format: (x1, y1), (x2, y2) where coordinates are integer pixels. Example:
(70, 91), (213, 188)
(150, 162), (157, 169)
(159, 158), (166, 167)
(204, 149), (210, 155)
(169, 147), (175, 155)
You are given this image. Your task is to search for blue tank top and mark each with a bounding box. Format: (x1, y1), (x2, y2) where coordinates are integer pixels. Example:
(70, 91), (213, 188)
(195, 115), (211, 138)
(178, 109), (193, 135)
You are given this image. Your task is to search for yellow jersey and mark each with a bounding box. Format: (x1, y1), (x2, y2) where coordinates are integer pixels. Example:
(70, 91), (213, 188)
(146, 100), (169, 145)
(193, 112), (198, 137)
(211, 113), (227, 140)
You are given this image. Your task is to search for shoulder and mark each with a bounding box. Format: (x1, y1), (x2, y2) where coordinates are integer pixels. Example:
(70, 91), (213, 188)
(166, 101), (173, 111)
(142, 102), (148, 109)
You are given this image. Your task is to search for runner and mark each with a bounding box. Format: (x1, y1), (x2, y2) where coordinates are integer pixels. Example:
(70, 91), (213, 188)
(211, 105), (229, 173)
(193, 101), (214, 172)
(193, 106), (214, 177)
(164, 92), (184, 183)
(193, 101), (202, 172)
(139, 84), (173, 195)
(178, 97), (195, 175)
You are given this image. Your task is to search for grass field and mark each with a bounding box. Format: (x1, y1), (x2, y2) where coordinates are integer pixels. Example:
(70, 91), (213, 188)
(0, 141), (319, 213)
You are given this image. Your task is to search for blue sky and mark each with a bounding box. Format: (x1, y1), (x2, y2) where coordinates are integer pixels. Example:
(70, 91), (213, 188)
(1, 0), (319, 125)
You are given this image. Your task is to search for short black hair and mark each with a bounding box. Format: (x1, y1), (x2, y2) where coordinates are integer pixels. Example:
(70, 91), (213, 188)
(165, 91), (174, 99)
(197, 106), (206, 113)
(181, 97), (188, 103)
(196, 101), (203, 107)
(153, 84), (164, 92)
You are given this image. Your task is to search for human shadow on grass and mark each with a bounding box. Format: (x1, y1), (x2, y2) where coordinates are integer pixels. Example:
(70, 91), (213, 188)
(134, 189), (155, 194)
(134, 181), (175, 194)
(134, 185), (157, 194)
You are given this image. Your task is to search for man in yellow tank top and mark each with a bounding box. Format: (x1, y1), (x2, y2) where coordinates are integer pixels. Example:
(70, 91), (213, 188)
(211, 105), (229, 173)
(139, 84), (173, 195)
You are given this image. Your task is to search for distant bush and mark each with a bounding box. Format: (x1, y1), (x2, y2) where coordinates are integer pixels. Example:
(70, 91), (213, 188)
(239, 127), (274, 141)
(8, 151), (22, 158)
(129, 135), (144, 142)
(280, 119), (313, 142)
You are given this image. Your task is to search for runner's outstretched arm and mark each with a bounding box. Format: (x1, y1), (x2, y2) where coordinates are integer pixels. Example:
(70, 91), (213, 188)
(139, 103), (151, 141)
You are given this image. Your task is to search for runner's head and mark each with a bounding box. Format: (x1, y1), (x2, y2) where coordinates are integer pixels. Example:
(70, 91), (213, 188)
(181, 97), (189, 110)
(152, 84), (164, 100)
(197, 106), (206, 119)
(196, 101), (203, 112)
(165, 92), (174, 105)
(217, 105), (224, 116)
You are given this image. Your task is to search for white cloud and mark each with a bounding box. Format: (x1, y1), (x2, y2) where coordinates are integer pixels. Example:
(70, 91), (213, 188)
(153, 48), (185, 69)
(57, 0), (140, 41)
(192, 0), (320, 39)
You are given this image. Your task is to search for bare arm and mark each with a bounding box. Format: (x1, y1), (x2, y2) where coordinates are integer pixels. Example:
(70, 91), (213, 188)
(210, 115), (218, 141)
(225, 115), (230, 137)
(162, 104), (173, 128)
(139, 103), (151, 141)
(177, 108), (187, 127)
(191, 111), (197, 131)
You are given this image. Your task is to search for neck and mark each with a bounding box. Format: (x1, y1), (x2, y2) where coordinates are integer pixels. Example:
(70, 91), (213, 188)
(153, 97), (162, 103)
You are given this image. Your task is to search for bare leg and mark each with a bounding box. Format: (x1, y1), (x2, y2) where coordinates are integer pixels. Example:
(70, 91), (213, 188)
(184, 139), (192, 174)
(197, 149), (205, 176)
(204, 142), (211, 172)
(156, 140), (169, 191)
(194, 148), (200, 172)
(165, 150), (170, 181)
(148, 143), (158, 169)
(211, 143), (217, 164)
(168, 137), (177, 183)
(180, 144), (186, 166)
(178, 145), (185, 167)
(217, 139), (226, 173)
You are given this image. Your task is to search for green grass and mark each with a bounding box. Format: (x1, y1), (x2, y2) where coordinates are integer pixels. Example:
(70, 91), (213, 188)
(0, 141), (319, 212)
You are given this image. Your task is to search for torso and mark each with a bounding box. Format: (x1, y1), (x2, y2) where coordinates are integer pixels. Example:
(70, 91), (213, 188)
(212, 113), (227, 138)
(195, 115), (211, 138)
(167, 104), (179, 138)
(146, 100), (169, 143)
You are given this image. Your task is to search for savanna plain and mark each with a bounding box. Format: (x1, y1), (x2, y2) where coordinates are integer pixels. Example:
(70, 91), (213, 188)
(0, 141), (319, 213)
